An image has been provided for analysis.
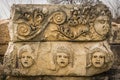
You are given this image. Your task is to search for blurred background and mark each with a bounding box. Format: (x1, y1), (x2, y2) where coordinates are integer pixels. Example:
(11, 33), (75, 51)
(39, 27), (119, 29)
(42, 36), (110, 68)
(0, 0), (120, 19)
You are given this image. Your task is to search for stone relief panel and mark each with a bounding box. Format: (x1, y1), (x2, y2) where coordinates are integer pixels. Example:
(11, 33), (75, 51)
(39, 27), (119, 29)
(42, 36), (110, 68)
(4, 3), (114, 79)
(9, 4), (111, 42)
(4, 41), (114, 76)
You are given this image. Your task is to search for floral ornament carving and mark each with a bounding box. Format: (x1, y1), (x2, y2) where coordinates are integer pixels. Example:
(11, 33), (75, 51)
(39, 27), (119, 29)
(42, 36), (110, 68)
(68, 8), (79, 27)
(33, 9), (44, 27)
(58, 24), (89, 39)
(67, 5), (91, 27)
(55, 6), (93, 40)
(16, 9), (45, 40)
(56, 7), (90, 40)
(16, 9), (67, 40)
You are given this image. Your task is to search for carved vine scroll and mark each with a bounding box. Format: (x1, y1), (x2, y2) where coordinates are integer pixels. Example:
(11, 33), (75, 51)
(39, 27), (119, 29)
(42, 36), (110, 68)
(10, 4), (111, 41)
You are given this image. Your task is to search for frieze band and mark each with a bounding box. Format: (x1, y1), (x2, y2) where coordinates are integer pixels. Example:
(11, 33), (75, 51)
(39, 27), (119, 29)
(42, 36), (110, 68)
(10, 4), (111, 41)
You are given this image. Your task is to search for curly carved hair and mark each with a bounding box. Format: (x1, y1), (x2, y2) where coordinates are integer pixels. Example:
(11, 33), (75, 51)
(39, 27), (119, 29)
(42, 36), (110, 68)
(88, 3), (112, 23)
(18, 45), (35, 60)
(87, 47), (113, 68)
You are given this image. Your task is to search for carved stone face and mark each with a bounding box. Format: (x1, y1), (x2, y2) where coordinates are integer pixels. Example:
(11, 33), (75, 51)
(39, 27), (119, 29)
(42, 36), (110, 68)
(92, 52), (105, 68)
(94, 16), (110, 35)
(21, 51), (34, 68)
(56, 52), (69, 68)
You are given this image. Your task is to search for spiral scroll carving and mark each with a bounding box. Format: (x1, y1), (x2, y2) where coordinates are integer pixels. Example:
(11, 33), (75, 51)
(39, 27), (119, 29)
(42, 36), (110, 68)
(17, 23), (31, 36)
(52, 11), (66, 25)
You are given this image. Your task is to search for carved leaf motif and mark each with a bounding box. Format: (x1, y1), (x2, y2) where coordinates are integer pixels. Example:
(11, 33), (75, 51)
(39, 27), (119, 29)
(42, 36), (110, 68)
(33, 9), (44, 26)
(58, 24), (89, 40)
(15, 9), (47, 40)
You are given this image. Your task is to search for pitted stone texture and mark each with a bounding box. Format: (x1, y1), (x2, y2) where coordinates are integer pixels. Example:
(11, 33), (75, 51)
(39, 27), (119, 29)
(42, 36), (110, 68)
(9, 4), (111, 42)
(0, 20), (10, 56)
(0, 63), (4, 80)
(0, 20), (9, 44)
(4, 41), (114, 76)
(5, 76), (92, 80)
(109, 22), (120, 44)
(0, 45), (8, 56)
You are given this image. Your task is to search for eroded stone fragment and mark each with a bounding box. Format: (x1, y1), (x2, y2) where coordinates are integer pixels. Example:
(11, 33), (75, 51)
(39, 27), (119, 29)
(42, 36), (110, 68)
(109, 22), (120, 44)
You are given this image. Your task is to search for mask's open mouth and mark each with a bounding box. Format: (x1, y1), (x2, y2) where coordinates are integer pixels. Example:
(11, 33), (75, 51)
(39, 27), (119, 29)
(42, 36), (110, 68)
(95, 62), (100, 64)
(24, 62), (28, 64)
(60, 61), (65, 64)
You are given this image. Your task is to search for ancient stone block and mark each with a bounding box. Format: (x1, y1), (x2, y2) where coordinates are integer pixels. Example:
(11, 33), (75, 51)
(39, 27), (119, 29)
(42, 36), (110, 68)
(4, 3), (114, 79)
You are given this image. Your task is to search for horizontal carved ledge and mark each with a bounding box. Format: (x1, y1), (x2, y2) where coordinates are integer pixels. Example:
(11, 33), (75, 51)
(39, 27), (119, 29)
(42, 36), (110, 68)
(9, 4), (112, 42)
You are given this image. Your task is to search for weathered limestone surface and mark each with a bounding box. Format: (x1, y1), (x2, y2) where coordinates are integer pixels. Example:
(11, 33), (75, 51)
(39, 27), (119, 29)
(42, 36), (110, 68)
(0, 20), (9, 44)
(0, 20), (10, 80)
(4, 3), (114, 79)
(0, 20), (10, 56)
(0, 45), (8, 56)
(3, 76), (92, 80)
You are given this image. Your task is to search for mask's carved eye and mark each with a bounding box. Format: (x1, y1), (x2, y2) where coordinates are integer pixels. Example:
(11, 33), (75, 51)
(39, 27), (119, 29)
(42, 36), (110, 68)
(93, 55), (97, 58)
(27, 56), (31, 59)
(99, 56), (104, 59)
(58, 55), (62, 58)
(99, 20), (105, 24)
(64, 56), (68, 58)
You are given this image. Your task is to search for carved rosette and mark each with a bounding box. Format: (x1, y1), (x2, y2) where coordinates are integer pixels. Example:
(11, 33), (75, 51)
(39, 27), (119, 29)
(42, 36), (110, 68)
(17, 23), (31, 36)
(16, 23), (39, 40)
(51, 11), (67, 25)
